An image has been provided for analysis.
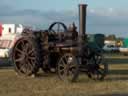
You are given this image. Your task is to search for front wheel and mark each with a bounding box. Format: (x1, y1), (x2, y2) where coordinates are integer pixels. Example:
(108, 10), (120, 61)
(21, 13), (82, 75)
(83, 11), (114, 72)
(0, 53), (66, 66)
(87, 55), (108, 80)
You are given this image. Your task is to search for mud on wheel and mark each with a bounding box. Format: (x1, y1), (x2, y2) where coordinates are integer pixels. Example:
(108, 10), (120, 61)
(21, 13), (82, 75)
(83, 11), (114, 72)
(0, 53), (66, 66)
(12, 36), (40, 76)
(57, 53), (79, 82)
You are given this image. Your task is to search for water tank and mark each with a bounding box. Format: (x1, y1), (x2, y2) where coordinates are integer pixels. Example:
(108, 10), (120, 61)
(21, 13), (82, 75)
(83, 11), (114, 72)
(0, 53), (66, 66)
(87, 34), (105, 49)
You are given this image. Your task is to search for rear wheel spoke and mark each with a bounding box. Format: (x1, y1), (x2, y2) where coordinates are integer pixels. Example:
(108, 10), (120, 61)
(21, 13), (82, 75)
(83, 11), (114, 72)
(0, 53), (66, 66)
(19, 63), (26, 73)
(15, 57), (24, 62)
(15, 48), (24, 54)
(20, 40), (26, 49)
(28, 48), (34, 54)
(28, 56), (36, 60)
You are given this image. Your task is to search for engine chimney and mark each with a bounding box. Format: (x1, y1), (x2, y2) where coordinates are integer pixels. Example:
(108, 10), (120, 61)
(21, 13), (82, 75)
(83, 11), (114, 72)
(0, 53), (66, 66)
(78, 4), (87, 57)
(79, 4), (87, 38)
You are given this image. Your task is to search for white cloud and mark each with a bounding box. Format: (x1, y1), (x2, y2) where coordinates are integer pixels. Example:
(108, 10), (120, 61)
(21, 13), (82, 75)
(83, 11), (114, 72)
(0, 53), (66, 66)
(78, 0), (86, 4)
(108, 8), (114, 13)
(0, 8), (128, 37)
(88, 7), (128, 17)
(89, 9), (95, 14)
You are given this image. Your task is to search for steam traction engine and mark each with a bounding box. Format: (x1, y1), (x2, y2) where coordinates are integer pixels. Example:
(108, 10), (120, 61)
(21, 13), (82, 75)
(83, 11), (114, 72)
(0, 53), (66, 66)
(12, 4), (108, 82)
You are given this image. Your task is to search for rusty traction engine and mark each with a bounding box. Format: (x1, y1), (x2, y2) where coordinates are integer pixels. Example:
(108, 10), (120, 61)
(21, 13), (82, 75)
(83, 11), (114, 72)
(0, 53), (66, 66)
(12, 4), (108, 82)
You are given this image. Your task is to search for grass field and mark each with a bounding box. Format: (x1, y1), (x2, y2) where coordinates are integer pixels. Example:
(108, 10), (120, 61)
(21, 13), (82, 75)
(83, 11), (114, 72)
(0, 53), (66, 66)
(0, 55), (128, 96)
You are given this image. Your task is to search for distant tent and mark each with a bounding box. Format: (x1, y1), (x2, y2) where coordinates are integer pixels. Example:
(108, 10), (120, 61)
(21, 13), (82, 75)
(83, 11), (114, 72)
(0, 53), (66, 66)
(0, 23), (2, 36)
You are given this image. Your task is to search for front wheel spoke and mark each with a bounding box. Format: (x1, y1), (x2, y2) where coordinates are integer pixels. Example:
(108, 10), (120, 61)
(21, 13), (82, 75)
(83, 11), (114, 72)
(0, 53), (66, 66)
(59, 68), (65, 73)
(61, 59), (66, 66)
(59, 66), (67, 76)
(64, 56), (68, 64)
(58, 63), (65, 68)
(69, 63), (76, 68)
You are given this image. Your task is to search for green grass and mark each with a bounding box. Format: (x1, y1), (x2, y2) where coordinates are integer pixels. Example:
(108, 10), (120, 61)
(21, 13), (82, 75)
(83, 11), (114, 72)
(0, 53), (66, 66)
(0, 56), (128, 96)
(0, 67), (128, 96)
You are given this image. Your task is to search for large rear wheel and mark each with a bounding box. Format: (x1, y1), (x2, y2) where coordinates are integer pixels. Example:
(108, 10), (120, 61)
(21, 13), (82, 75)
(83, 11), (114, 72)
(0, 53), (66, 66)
(12, 36), (40, 76)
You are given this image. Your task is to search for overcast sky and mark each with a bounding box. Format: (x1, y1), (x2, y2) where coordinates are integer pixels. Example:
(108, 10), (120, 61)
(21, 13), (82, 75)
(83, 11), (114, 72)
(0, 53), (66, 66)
(1, 0), (127, 10)
(1, 0), (128, 37)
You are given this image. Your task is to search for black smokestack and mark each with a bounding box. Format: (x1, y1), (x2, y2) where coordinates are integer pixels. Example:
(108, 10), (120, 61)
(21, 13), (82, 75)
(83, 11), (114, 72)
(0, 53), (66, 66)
(79, 4), (87, 36)
(78, 4), (88, 58)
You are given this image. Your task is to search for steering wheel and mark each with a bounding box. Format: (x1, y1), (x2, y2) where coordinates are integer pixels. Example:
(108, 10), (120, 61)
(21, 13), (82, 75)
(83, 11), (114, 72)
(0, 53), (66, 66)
(48, 22), (67, 33)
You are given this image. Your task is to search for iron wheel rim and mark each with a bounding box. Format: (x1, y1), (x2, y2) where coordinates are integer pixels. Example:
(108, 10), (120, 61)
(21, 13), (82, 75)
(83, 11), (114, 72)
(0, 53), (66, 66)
(12, 38), (36, 76)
